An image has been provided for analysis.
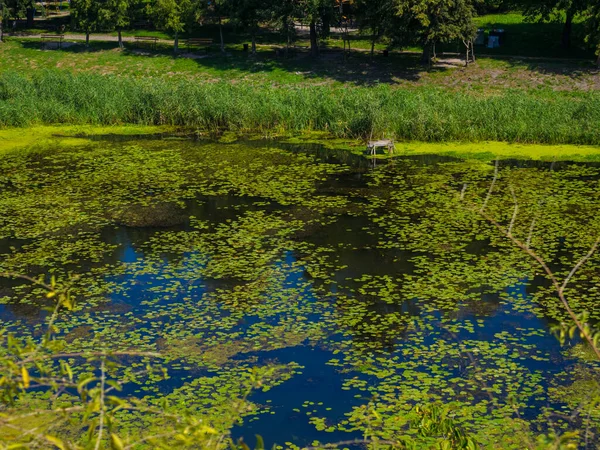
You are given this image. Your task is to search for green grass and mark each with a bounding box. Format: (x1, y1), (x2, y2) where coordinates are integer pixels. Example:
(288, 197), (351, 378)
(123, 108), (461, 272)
(1, 69), (599, 145)
(1, 38), (597, 93)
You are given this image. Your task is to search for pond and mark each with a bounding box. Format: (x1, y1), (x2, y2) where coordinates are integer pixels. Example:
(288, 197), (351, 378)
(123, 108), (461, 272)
(0, 132), (599, 448)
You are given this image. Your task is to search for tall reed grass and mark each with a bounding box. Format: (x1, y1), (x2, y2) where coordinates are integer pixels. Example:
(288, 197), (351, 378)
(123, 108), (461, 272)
(1, 70), (599, 144)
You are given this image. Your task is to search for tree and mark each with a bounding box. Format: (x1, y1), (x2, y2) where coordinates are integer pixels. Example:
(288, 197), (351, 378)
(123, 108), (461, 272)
(518, 0), (588, 49)
(395, 0), (478, 66)
(99, 0), (134, 49)
(354, 0), (399, 57)
(3, 0), (35, 27)
(25, 0), (33, 27)
(298, 0), (336, 57)
(230, 0), (271, 54)
(0, 0), (7, 42)
(202, 0), (230, 53)
(4, 0), (24, 21)
(71, 0), (100, 47)
(272, 0), (298, 56)
(197, 0), (229, 53)
(152, 0), (193, 54)
(583, 0), (600, 66)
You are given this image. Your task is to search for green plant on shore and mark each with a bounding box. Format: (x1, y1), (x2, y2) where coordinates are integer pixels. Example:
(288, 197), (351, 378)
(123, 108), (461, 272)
(1, 70), (600, 145)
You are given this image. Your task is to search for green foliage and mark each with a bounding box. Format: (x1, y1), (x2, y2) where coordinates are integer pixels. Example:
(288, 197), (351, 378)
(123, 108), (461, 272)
(2, 70), (600, 145)
(552, 311), (600, 349)
(412, 404), (477, 449)
(395, 0), (477, 57)
(583, 0), (600, 64)
(353, 0), (402, 54)
(71, 0), (100, 38)
(151, 0), (193, 36)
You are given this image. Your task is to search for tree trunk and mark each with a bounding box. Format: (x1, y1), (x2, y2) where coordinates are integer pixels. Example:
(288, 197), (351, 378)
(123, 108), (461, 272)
(597, 52), (600, 69)
(0, 20), (3, 43)
(321, 13), (330, 38)
(562, 10), (574, 49)
(251, 32), (256, 55)
(219, 17), (225, 53)
(86, 31), (90, 48)
(118, 29), (123, 49)
(174, 31), (179, 54)
(309, 20), (318, 57)
(26, 7), (35, 28)
(371, 39), (375, 59)
(421, 42), (431, 66)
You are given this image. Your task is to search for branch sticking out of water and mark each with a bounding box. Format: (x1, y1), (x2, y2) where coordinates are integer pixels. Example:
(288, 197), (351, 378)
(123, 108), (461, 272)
(461, 185), (600, 361)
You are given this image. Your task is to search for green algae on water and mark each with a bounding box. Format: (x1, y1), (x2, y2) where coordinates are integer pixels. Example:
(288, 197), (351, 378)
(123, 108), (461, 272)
(1, 129), (600, 448)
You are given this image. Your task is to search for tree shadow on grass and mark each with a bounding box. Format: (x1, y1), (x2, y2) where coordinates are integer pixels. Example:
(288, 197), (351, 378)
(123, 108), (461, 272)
(19, 39), (120, 53)
(499, 57), (600, 88)
(183, 49), (438, 86)
(17, 38), (443, 86)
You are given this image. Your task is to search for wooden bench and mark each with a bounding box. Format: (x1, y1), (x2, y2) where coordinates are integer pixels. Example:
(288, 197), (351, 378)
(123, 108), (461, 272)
(134, 36), (158, 49)
(41, 34), (64, 49)
(367, 139), (395, 156)
(340, 34), (377, 55)
(342, 35), (376, 45)
(186, 38), (213, 52)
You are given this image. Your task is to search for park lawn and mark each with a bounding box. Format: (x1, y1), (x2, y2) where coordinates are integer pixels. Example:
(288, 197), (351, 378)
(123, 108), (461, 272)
(1, 37), (598, 93)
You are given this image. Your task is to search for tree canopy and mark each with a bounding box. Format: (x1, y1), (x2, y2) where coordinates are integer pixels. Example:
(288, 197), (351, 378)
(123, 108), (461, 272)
(31, 0), (600, 65)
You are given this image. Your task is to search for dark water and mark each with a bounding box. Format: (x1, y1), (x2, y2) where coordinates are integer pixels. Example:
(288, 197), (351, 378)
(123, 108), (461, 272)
(1, 135), (599, 447)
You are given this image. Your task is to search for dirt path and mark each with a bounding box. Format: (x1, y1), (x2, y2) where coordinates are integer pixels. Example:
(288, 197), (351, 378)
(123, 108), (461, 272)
(10, 32), (175, 44)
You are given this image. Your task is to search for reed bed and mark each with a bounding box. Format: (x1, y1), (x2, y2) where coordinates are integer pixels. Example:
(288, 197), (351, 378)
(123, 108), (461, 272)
(1, 70), (599, 144)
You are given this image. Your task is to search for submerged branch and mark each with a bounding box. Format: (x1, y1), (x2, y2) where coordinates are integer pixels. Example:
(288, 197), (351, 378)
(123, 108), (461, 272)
(480, 159), (499, 213)
(508, 184), (518, 237)
(526, 217), (536, 248)
(560, 239), (600, 295)
(472, 202), (600, 360)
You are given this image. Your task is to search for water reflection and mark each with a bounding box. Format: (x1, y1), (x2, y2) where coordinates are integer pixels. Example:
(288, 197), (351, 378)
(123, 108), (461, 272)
(1, 135), (599, 447)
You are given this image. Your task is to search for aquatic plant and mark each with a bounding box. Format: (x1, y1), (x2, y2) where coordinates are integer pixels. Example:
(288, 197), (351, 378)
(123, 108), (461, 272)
(1, 134), (600, 448)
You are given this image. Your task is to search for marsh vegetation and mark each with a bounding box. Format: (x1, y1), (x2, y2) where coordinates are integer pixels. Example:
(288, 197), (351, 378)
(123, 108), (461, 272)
(1, 70), (600, 144)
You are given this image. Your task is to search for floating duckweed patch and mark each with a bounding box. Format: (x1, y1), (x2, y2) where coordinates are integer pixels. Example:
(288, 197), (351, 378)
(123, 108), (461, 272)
(0, 125), (177, 154)
(391, 141), (600, 161)
(1, 130), (600, 448)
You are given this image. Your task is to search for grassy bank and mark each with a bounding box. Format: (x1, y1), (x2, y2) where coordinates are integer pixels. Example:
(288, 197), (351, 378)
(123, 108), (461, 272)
(1, 70), (600, 144)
